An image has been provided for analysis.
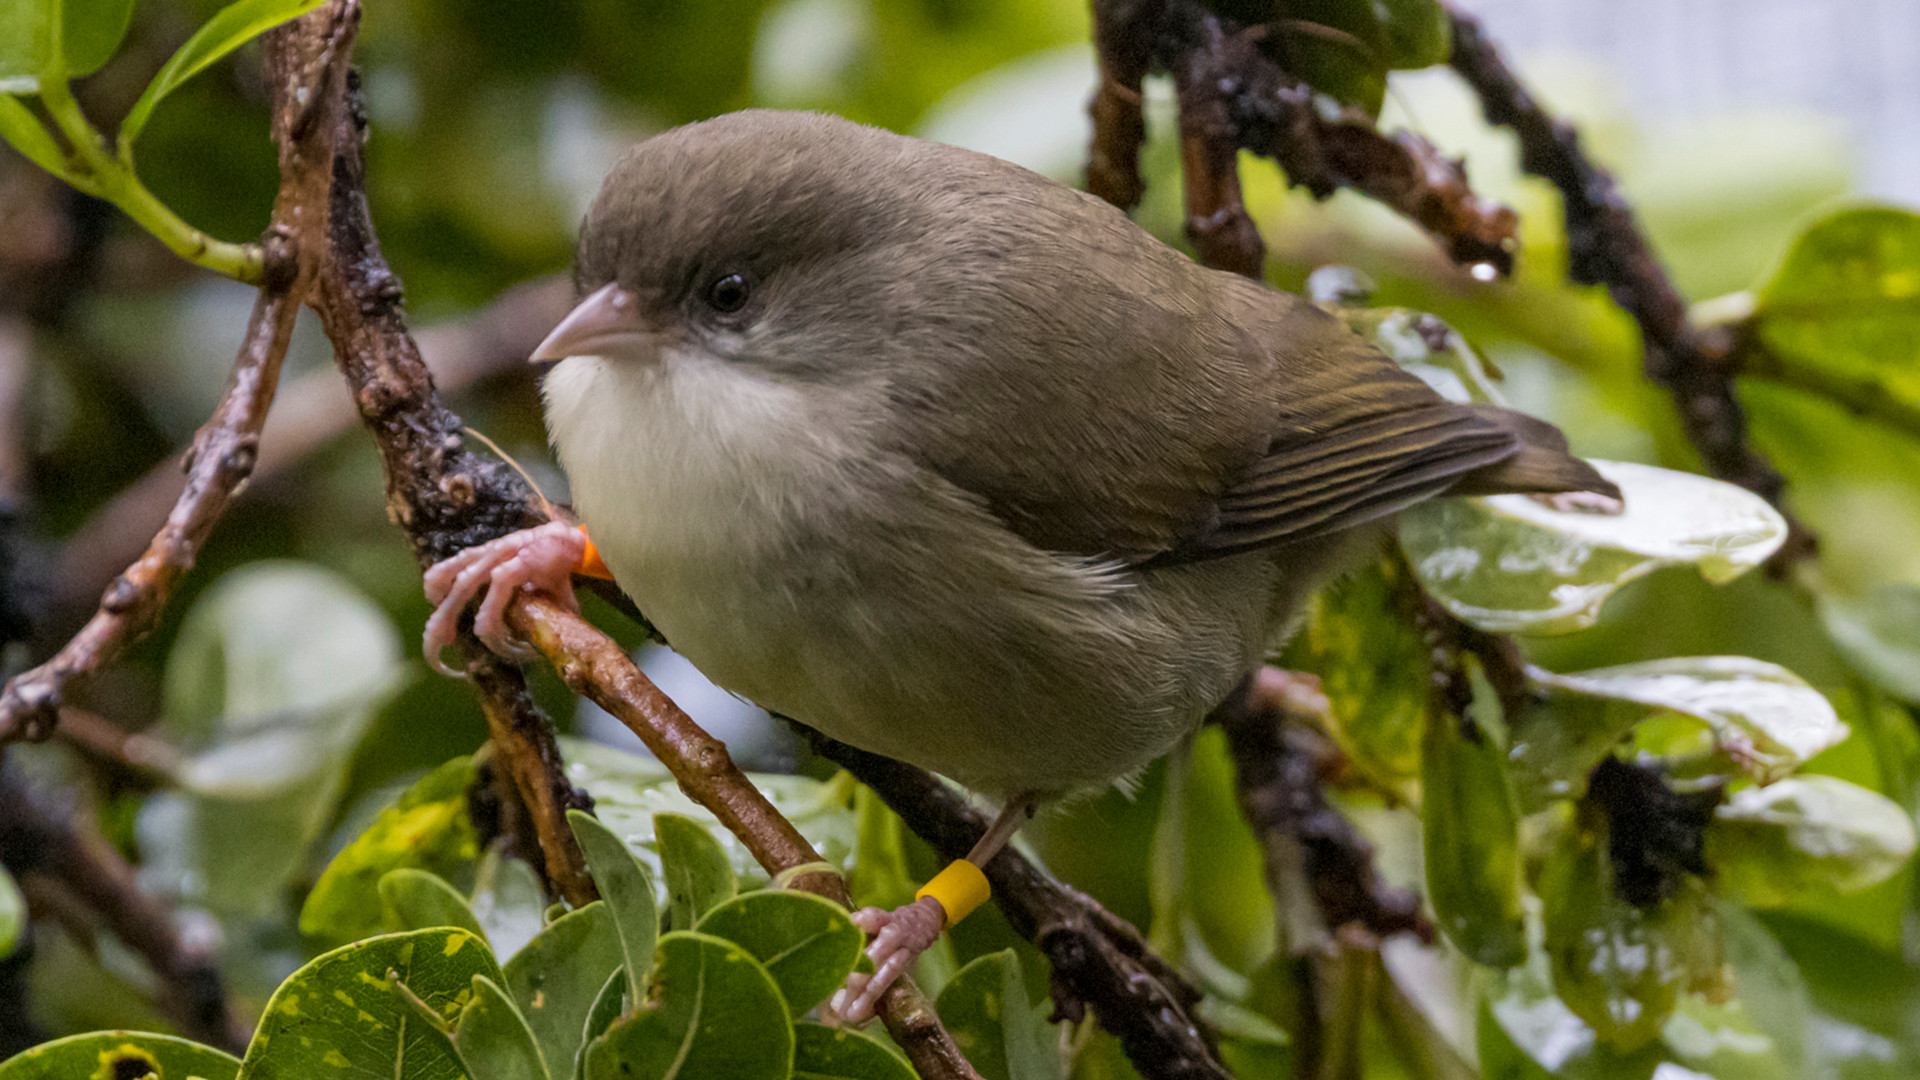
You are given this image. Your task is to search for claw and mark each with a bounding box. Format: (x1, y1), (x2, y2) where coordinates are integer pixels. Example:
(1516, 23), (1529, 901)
(420, 521), (589, 675)
(828, 896), (947, 1026)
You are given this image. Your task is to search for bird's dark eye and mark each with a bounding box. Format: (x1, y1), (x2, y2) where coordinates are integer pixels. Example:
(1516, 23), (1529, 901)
(705, 272), (751, 314)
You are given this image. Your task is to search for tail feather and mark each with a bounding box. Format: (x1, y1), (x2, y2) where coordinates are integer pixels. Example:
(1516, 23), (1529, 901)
(1445, 405), (1621, 501)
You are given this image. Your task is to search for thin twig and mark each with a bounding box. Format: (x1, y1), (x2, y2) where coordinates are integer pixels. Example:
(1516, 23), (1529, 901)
(511, 596), (979, 1080)
(0, 12), (344, 741)
(0, 766), (246, 1051)
(813, 737), (1232, 1080)
(1215, 669), (1432, 948)
(1443, 5), (1816, 567)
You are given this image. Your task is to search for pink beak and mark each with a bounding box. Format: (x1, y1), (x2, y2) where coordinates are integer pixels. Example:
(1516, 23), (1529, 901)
(530, 282), (649, 361)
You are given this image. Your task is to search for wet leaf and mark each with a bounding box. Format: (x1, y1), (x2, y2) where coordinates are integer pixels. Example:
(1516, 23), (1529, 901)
(566, 810), (659, 1008)
(240, 928), (500, 1080)
(1710, 776), (1918, 906)
(791, 1022), (917, 1080)
(560, 737), (856, 887)
(1820, 584), (1920, 704)
(455, 975), (550, 1080)
(655, 812), (739, 931)
(0, 1031), (240, 1080)
(1284, 557), (1429, 788)
(381, 867), (486, 940)
(1338, 306), (1509, 407)
(695, 889), (864, 1016)
(936, 950), (1062, 1080)
(300, 756), (479, 942)
(581, 932), (792, 1080)
(1529, 657), (1846, 782)
(1422, 693), (1526, 968)
(504, 901), (622, 1078)
(120, 0), (328, 145)
(1400, 461), (1786, 634)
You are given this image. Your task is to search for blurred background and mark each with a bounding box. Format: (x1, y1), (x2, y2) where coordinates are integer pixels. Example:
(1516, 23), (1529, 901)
(4, 0), (1918, 1066)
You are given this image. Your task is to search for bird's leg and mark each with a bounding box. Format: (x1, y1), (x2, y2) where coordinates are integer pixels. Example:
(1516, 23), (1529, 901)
(828, 792), (1038, 1026)
(422, 520), (601, 676)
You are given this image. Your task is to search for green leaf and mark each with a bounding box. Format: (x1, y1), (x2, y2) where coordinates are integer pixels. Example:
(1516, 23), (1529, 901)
(0, 1031), (240, 1080)
(120, 0), (327, 146)
(566, 810), (658, 1007)
(0, 95), (71, 180)
(655, 811), (739, 931)
(505, 900), (622, 1078)
(1537, 832), (1711, 1052)
(560, 737), (857, 887)
(138, 563), (405, 918)
(1820, 584), (1920, 704)
(695, 889), (864, 1016)
(1751, 205), (1920, 429)
(1283, 557), (1429, 788)
(935, 950), (1062, 1080)
(299, 756), (479, 942)
(573, 969), (626, 1080)
(1338, 306), (1510, 407)
(582, 932), (794, 1080)
(240, 928), (501, 1080)
(1422, 686), (1526, 968)
(470, 850), (547, 962)
(1399, 461), (1786, 634)
(0, 0), (136, 89)
(0, 865), (21, 960)
(381, 867), (487, 940)
(456, 975), (551, 1080)
(1710, 776), (1918, 906)
(1529, 657), (1846, 782)
(791, 1022), (917, 1080)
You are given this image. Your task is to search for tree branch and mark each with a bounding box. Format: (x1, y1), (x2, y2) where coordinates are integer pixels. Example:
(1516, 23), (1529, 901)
(0, 766), (245, 1051)
(1443, 5), (1816, 567)
(1088, 0), (1519, 277)
(0, 7), (348, 743)
(812, 736), (1232, 1080)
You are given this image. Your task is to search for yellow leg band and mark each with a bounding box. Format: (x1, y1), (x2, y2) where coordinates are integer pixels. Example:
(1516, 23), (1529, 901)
(915, 860), (991, 927)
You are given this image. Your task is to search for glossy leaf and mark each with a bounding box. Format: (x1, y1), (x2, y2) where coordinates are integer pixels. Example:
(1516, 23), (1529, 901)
(1710, 776), (1918, 906)
(120, 0), (328, 145)
(1339, 306), (1509, 408)
(791, 1022), (917, 1080)
(573, 969), (626, 1080)
(1753, 205), (1920, 423)
(1820, 584), (1920, 704)
(456, 975), (551, 1080)
(561, 737), (857, 886)
(505, 900), (622, 1078)
(0, 865), (21, 960)
(0, 1031), (240, 1080)
(381, 867), (487, 940)
(300, 756), (479, 942)
(566, 809), (658, 1006)
(470, 850), (547, 962)
(1284, 556), (1429, 788)
(0, 0), (136, 88)
(240, 928), (501, 1080)
(1400, 460), (1786, 634)
(935, 949), (1062, 1080)
(581, 932), (793, 1080)
(655, 811), (740, 931)
(140, 563), (405, 918)
(1529, 657), (1846, 782)
(1422, 701), (1526, 968)
(695, 889), (865, 1016)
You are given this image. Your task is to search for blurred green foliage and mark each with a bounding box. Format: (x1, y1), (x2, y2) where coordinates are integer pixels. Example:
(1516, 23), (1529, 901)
(6, 0), (1920, 1077)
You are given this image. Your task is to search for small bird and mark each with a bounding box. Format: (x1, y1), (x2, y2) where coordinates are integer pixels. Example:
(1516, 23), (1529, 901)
(422, 109), (1616, 1023)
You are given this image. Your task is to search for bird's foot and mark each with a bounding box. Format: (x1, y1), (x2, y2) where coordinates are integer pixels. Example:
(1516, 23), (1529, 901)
(422, 520), (585, 676)
(827, 896), (947, 1026)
